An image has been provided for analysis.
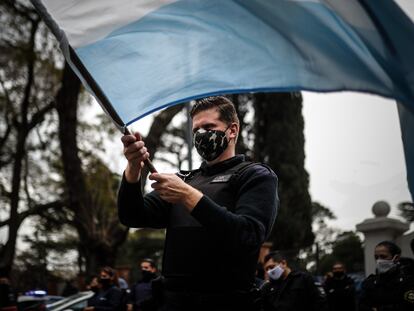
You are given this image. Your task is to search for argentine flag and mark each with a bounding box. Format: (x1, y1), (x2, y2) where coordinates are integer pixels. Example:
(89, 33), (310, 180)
(31, 0), (414, 199)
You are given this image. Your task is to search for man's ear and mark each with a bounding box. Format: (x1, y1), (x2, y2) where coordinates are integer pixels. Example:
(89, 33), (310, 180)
(229, 122), (239, 142)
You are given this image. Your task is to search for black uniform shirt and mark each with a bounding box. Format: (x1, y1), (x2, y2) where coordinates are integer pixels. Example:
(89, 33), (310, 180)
(261, 270), (328, 311)
(324, 275), (356, 311)
(359, 262), (414, 311)
(118, 155), (278, 292)
(88, 286), (123, 311)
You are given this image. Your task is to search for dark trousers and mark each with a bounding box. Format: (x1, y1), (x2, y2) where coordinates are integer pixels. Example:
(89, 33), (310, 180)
(158, 290), (260, 311)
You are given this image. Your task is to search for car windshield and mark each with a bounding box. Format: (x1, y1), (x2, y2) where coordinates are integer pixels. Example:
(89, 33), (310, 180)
(47, 292), (91, 310)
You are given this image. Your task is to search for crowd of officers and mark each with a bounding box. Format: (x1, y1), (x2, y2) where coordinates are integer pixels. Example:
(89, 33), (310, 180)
(0, 239), (413, 311)
(76, 239), (414, 311)
(260, 240), (413, 311)
(2, 98), (413, 311)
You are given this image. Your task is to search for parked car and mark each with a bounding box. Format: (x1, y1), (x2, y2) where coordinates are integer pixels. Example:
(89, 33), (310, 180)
(18, 292), (63, 311)
(47, 291), (94, 311)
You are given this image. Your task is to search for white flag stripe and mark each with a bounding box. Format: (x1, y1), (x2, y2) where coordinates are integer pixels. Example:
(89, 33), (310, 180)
(42, 0), (177, 48)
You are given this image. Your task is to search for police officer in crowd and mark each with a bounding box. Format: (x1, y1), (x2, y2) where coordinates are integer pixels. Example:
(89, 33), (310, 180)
(323, 262), (356, 311)
(86, 276), (101, 307)
(261, 251), (328, 311)
(118, 96), (279, 310)
(128, 259), (159, 311)
(84, 267), (124, 311)
(359, 241), (414, 311)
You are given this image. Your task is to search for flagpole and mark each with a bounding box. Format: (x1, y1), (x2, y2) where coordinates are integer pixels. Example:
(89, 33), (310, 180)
(123, 127), (157, 173)
(68, 46), (158, 173)
(185, 102), (193, 171)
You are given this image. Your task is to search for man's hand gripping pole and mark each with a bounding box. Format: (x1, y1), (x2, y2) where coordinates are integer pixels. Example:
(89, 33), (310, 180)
(123, 126), (157, 173)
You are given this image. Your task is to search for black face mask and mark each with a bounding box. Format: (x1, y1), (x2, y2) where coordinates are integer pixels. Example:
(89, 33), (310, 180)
(193, 127), (229, 161)
(141, 270), (156, 281)
(99, 277), (111, 288)
(333, 271), (345, 278)
(90, 285), (100, 293)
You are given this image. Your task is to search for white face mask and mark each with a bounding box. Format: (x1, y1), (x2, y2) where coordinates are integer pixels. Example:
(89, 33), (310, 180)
(376, 258), (396, 274)
(267, 265), (285, 281)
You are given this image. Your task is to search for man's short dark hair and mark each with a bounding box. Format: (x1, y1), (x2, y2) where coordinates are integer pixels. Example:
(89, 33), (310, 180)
(101, 266), (117, 277)
(190, 96), (239, 125)
(100, 266), (119, 286)
(86, 275), (98, 284)
(141, 258), (156, 269)
(264, 251), (288, 264)
(332, 261), (346, 269)
(376, 241), (401, 257)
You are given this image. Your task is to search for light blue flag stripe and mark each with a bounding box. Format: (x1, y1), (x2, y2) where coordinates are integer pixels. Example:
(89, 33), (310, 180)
(75, 0), (414, 125)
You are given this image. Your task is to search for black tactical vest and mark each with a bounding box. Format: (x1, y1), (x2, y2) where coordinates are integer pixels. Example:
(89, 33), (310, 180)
(162, 157), (260, 291)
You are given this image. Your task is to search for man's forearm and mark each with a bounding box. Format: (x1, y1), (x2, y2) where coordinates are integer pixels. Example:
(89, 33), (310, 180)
(125, 164), (141, 183)
(118, 174), (169, 228)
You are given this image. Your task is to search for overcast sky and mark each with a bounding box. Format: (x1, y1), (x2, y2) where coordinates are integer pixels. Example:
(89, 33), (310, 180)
(302, 92), (411, 230)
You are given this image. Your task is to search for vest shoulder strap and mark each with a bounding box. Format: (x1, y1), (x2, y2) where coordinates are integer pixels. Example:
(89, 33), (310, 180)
(229, 161), (264, 188)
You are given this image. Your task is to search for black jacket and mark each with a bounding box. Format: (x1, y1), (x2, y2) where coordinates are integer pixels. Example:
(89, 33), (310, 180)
(261, 271), (328, 311)
(359, 260), (414, 311)
(118, 155), (278, 293)
(324, 274), (356, 311)
(88, 285), (124, 311)
(129, 274), (159, 311)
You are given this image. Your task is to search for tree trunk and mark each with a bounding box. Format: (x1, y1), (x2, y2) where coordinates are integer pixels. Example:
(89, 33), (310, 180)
(253, 93), (314, 256)
(141, 105), (184, 186)
(55, 63), (128, 276)
(0, 17), (38, 276)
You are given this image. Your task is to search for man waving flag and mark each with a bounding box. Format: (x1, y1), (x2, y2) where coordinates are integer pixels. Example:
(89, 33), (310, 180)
(31, 0), (414, 199)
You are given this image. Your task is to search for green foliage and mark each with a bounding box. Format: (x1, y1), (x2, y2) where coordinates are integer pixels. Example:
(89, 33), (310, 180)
(84, 156), (121, 222)
(117, 229), (165, 283)
(156, 113), (189, 171)
(312, 202), (336, 221)
(252, 93), (314, 254)
(318, 231), (364, 274)
(230, 94), (255, 158)
(299, 202), (340, 273)
(12, 229), (75, 292)
(0, 0), (65, 275)
(312, 202), (339, 256)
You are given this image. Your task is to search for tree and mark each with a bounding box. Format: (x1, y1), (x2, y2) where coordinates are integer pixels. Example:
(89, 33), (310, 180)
(230, 94), (255, 157)
(299, 202), (340, 273)
(252, 93), (314, 254)
(54, 62), (185, 274)
(53, 64), (127, 274)
(0, 0), (184, 279)
(117, 228), (165, 283)
(12, 229), (73, 292)
(318, 231), (364, 274)
(0, 0), (65, 275)
(140, 104), (184, 185)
